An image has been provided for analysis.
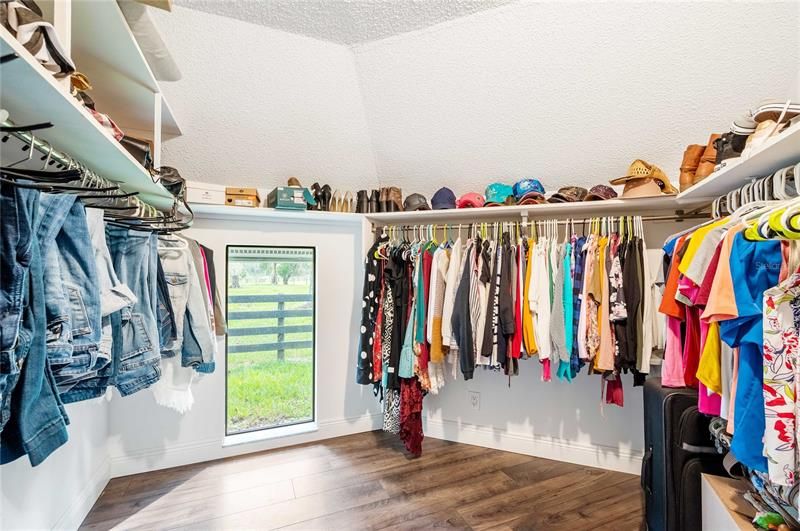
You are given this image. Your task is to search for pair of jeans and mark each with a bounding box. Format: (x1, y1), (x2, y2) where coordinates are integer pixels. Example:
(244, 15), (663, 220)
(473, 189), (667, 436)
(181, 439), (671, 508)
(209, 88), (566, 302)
(0, 183), (38, 432)
(106, 227), (161, 396)
(156, 257), (177, 352)
(43, 200), (106, 398)
(157, 236), (215, 370)
(1, 189), (69, 466)
(58, 209), (137, 404)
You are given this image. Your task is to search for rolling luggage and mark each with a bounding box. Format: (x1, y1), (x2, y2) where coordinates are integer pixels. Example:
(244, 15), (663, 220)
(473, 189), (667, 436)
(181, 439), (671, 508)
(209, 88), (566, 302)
(642, 377), (724, 531)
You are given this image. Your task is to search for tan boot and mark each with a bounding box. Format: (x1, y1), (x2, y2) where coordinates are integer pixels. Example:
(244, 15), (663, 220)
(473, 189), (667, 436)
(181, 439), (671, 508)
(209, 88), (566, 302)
(694, 134), (722, 183)
(679, 144), (705, 191)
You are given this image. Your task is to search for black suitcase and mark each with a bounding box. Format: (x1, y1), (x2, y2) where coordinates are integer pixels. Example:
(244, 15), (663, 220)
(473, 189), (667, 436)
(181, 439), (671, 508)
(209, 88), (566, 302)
(642, 378), (724, 531)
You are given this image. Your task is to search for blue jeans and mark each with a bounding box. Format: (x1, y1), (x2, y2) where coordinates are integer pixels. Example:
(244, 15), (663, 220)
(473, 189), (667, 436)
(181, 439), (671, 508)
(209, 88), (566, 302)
(106, 227), (161, 396)
(0, 183), (38, 431)
(1, 190), (70, 466)
(49, 202), (103, 398)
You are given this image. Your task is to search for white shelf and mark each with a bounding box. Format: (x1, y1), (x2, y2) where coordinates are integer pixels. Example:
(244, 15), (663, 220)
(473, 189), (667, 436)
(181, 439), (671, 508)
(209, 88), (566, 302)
(677, 120), (800, 203)
(0, 26), (175, 210)
(71, 0), (181, 140)
(364, 196), (709, 225)
(190, 203), (366, 227)
(191, 196), (707, 227)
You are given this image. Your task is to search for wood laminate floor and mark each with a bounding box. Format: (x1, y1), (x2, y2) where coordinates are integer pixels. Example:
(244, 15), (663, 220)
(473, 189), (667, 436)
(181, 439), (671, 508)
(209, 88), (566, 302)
(81, 431), (643, 530)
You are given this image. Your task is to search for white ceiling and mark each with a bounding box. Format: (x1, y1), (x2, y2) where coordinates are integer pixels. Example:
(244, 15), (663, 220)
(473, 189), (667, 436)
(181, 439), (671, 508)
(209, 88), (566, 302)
(172, 0), (514, 45)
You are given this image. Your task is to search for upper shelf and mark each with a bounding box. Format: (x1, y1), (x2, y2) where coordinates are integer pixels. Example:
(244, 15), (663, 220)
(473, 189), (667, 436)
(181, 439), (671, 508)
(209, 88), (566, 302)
(364, 195), (709, 225)
(677, 120), (800, 203)
(71, 0), (181, 140)
(189, 195), (708, 227)
(0, 26), (175, 210)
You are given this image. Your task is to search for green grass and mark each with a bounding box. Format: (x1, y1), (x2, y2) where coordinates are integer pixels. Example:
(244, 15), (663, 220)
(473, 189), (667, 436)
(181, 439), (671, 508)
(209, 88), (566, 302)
(226, 282), (314, 434)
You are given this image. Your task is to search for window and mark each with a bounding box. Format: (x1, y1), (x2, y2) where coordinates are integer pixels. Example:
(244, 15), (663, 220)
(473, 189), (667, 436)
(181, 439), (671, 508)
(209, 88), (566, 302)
(225, 246), (315, 435)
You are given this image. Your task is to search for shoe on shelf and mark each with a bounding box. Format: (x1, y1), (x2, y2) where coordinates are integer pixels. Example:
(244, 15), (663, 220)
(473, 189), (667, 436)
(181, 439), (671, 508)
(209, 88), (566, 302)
(741, 119), (785, 159)
(344, 191), (354, 213)
(387, 187), (402, 212)
(310, 182), (321, 210)
(320, 184), (332, 211)
(693, 134), (721, 183)
(679, 144), (705, 191)
(368, 189), (379, 213)
(379, 188), (389, 213)
(356, 190), (368, 213)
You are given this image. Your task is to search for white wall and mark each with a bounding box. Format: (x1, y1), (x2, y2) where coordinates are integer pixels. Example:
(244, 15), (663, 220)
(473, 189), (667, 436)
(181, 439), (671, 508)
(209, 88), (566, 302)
(353, 1), (800, 199)
(1, 400), (111, 530)
(150, 6), (379, 192)
(106, 213), (380, 477)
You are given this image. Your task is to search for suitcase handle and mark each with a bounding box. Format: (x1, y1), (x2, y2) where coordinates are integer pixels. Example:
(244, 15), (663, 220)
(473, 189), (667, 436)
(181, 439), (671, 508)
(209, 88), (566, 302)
(641, 446), (653, 494)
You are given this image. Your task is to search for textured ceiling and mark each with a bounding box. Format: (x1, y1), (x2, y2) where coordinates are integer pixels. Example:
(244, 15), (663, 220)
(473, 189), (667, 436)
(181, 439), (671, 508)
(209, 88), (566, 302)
(172, 0), (513, 45)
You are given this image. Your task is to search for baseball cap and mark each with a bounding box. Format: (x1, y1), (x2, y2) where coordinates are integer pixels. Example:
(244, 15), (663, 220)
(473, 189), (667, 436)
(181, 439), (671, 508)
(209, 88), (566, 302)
(431, 187), (456, 209)
(513, 178), (546, 205)
(456, 192), (485, 208)
(403, 193), (431, 211)
(585, 184), (618, 201)
(547, 186), (589, 203)
(484, 183), (515, 207)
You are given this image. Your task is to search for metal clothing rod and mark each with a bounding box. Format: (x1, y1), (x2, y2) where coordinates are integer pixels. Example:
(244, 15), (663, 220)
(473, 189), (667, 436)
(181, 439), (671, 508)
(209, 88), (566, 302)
(1, 119), (166, 219)
(371, 211), (710, 232)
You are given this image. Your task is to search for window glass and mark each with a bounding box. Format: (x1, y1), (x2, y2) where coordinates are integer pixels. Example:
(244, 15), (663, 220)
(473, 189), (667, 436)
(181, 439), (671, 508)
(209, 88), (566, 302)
(226, 246), (315, 435)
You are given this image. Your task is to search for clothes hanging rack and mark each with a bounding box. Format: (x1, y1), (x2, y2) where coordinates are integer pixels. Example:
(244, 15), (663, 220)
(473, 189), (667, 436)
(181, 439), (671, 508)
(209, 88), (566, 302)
(1, 118), (169, 220)
(371, 211), (710, 234)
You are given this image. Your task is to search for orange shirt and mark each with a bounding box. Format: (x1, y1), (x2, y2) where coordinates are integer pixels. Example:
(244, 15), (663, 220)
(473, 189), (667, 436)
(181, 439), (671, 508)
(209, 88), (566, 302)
(701, 224), (744, 323)
(659, 236), (688, 320)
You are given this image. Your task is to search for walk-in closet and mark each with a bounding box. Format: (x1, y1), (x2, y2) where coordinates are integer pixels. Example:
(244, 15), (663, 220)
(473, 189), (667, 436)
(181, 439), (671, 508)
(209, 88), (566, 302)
(1, 1), (799, 530)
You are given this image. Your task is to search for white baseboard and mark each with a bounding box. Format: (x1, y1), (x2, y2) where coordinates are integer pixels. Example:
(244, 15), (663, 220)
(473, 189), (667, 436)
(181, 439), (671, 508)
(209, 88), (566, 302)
(110, 413), (383, 478)
(423, 417), (643, 475)
(53, 456), (111, 531)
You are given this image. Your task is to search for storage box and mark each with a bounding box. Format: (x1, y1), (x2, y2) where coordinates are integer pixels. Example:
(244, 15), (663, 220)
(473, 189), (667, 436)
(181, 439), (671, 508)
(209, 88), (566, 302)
(186, 180), (226, 205)
(266, 187), (308, 210)
(225, 187), (261, 208)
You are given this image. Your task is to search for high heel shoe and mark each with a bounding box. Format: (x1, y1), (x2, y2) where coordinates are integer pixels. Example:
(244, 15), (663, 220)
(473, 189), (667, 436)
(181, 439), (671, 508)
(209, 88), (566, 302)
(310, 182), (321, 210)
(320, 184), (332, 211)
(344, 191), (354, 213)
(333, 190), (343, 212)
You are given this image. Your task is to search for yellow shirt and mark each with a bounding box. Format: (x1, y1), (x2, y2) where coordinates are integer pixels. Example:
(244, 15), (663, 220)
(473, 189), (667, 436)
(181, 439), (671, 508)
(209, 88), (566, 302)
(678, 219), (727, 276)
(523, 238), (537, 356)
(696, 322), (722, 394)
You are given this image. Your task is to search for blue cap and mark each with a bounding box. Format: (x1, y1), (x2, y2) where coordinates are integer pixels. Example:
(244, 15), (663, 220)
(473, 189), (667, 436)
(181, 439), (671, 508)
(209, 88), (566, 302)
(431, 187), (456, 209)
(484, 183), (514, 206)
(513, 178), (545, 201)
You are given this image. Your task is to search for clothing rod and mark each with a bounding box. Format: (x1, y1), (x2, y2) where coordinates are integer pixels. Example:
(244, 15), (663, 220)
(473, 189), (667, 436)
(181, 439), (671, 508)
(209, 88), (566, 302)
(370, 211), (710, 232)
(1, 119), (166, 219)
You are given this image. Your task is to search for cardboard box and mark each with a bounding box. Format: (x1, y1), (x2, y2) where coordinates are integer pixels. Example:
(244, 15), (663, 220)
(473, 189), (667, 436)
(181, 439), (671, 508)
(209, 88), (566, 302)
(266, 187), (309, 210)
(186, 181), (226, 205)
(225, 187), (261, 208)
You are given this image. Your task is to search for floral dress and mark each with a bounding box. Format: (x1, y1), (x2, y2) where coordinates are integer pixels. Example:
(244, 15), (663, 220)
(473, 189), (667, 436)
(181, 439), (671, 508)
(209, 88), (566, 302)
(762, 272), (800, 486)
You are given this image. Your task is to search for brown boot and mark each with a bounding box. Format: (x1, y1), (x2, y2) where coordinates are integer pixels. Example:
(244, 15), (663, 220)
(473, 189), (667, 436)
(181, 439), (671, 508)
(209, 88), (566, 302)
(387, 187), (402, 212)
(679, 144), (705, 191)
(378, 187), (389, 212)
(694, 134), (722, 183)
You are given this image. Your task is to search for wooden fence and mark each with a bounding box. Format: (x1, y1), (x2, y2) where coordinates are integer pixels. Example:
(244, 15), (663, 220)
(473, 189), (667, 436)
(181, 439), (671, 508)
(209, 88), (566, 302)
(227, 293), (313, 360)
